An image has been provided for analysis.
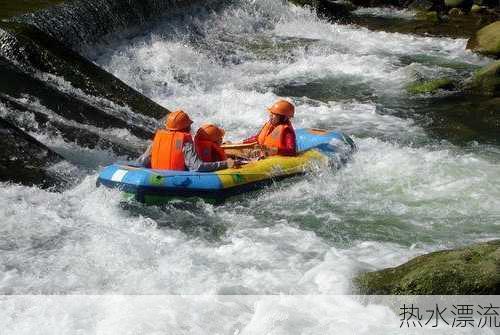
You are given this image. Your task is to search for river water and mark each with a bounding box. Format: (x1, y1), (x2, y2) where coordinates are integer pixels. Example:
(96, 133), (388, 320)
(1, 0), (499, 333)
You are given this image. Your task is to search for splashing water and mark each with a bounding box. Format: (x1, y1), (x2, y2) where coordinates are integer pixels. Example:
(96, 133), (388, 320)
(1, 1), (499, 333)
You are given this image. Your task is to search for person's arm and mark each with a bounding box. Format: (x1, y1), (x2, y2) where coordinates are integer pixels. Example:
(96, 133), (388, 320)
(277, 129), (296, 156)
(183, 142), (230, 172)
(137, 142), (152, 167)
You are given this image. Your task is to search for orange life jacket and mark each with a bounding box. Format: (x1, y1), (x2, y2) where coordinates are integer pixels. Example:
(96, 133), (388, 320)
(195, 138), (227, 162)
(150, 129), (192, 170)
(256, 121), (294, 154)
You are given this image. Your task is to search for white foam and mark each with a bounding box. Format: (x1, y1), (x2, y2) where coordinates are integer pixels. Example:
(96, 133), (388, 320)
(2, 0), (500, 332)
(353, 6), (417, 19)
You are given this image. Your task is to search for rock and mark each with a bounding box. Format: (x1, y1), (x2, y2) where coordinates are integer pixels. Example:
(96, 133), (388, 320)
(444, 0), (473, 8)
(0, 55), (154, 140)
(0, 23), (168, 121)
(427, 10), (441, 21)
(466, 21), (500, 58)
(416, 10), (441, 22)
(408, 0), (435, 11)
(0, 0), (64, 20)
(319, 0), (356, 19)
(470, 4), (484, 13)
(355, 240), (500, 295)
(408, 0), (448, 14)
(407, 78), (456, 94)
(448, 7), (464, 15)
(464, 60), (500, 96)
(0, 95), (143, 158)
(0, 117), (69, 189)
(445, 0), (463, 6)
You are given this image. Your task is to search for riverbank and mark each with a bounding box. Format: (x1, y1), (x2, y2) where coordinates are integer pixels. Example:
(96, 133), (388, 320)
(290, 0), (499, 38)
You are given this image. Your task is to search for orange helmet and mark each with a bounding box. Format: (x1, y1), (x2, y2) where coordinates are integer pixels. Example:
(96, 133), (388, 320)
(196, 123), (225, 143)
(267, 100), (295, 118)
(165, 109), (193, 131)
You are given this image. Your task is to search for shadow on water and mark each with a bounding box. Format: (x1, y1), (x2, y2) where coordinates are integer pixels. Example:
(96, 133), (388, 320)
(116, 177), (305, 241)
(273, 75), (375, 102)
(290, 206), (500, 249)
(239, 171), (500, 248)
(112, 160), (499, 249)
(397, 54), (480, 73)
(120, 199), (229, 241)
(371, 97), (500, 150)
(269, 72), (500, 146)
(407, 95), (500, 146)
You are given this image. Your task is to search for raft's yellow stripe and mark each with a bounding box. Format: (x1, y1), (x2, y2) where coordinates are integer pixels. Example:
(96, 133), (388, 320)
(216, 150), (327, 188)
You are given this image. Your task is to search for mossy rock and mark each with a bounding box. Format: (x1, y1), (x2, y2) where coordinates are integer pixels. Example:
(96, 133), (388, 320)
(416, 10), (440, 22)
(470, 4), (483, 13)
(409, 0), (435, 11)
(466, 21), (500, 58)
(445, 0), (474, 8)
(464, 60), (500, 96)
(445, 0), (463, 6)
(407, 78), (456, 94)
(355, 240), (500, 295)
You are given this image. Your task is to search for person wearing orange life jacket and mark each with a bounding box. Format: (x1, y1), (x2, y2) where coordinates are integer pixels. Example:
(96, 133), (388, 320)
(243, 100), (297, 157)
(138, 110), (237, 171)
(194, 124), (227, 163)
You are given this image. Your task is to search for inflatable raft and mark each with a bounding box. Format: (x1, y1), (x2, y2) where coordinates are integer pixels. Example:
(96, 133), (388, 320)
(97, 128), (356, 204)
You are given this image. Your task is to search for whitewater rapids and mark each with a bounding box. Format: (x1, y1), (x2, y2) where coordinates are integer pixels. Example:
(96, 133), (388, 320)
(1, 1), (499, 333)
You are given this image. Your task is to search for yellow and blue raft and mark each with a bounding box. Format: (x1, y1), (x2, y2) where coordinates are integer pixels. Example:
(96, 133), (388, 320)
(97, 128), (356, 204)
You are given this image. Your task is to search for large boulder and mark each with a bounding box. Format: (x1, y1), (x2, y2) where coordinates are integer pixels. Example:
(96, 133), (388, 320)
(354, 240), (500, 295)
(444, 0), (473, 8)
(466, 21), (500, 57)
(0, 117), (69, 189)
(464, 60), (500, 96)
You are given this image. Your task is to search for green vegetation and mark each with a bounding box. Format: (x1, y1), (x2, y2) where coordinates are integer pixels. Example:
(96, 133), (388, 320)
(406, 78), (456, 94)
(0, 0), (64, 20)
(355, 240), (500, 294)
(465, 60), (500, 96)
